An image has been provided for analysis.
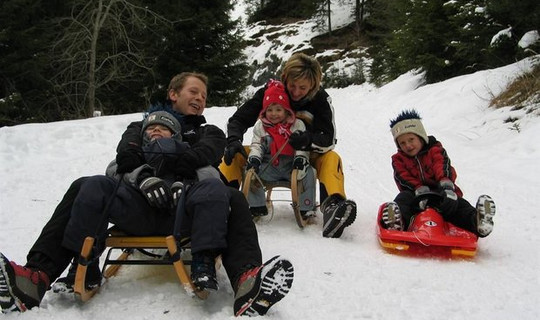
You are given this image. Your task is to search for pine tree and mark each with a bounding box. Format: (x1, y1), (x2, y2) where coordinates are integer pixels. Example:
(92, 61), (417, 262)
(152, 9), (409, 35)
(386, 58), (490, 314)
(147, 0), (249, 106)
(0, 0), (71, 125)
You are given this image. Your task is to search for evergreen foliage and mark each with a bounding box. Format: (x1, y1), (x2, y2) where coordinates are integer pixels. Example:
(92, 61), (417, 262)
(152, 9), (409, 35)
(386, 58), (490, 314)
(0, 0), (248, 126)
(366, 0), (539, 86)
(247, 0), (324, 23)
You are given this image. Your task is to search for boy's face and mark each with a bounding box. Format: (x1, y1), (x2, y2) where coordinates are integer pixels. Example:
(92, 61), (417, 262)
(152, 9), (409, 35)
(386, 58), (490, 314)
(168, 76), (207, 116)
(286, 77), (313, 102)
(396, 133), (424, 157)
(145, 124), (173, 141)
(265, 103), (289, 124)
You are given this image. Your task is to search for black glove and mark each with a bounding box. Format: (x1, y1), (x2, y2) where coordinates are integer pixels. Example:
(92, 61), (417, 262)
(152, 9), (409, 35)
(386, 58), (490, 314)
(171, 181), (184, 207)
(414, 185), (430, 209)
(246, 157), (261, 173)
(139, 177), (172, 208)
(116, 149), (144, 174)
(439, 180), (457, 201)
(293, 156), (309, 180)
(288, 131), (312, 150)
(223, 140), (248, 165)
(415, 185), (430, 197)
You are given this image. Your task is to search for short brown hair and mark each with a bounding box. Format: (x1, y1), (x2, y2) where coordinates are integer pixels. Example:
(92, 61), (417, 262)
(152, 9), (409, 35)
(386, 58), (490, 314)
(167, 72), (208, 96)
(280, 53), (322, 100)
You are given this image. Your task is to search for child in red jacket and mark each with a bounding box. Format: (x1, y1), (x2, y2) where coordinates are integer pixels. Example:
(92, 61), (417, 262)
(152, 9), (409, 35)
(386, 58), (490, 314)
(381, 109), (495, 237)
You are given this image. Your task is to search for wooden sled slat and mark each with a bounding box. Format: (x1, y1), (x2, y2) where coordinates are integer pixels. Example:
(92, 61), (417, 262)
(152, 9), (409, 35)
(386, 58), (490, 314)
(242, 168), (308, 229)
(74, 234), (210, 302)
(74, 237), (100, 302)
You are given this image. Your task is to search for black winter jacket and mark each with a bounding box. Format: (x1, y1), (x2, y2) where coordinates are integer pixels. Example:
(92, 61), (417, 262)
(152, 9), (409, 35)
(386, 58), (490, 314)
(227, 84), (337, 153)
(116, 104), (226, 179)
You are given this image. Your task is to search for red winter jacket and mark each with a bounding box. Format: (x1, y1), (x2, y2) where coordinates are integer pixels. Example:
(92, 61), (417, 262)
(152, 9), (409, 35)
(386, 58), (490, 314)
(391, 136), (463, 197)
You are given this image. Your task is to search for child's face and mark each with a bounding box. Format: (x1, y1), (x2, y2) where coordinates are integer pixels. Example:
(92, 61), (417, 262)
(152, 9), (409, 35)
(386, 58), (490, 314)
(396, 133), (424, 157)
(264, 103), (289, 124)
(145, 124), (173, 141)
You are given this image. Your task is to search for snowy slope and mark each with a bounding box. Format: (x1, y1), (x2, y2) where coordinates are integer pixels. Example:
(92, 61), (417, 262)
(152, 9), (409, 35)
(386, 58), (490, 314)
(1, 57), (539, 319)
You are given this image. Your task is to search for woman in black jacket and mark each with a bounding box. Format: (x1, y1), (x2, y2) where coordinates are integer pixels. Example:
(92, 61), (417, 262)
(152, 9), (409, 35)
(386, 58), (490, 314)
(220, 53), (357, 238)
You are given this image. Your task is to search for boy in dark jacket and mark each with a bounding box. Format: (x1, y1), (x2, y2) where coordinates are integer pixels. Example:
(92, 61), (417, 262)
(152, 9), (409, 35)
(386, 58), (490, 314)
(0, 73), (293, 317)
(381, 109), (496, 238)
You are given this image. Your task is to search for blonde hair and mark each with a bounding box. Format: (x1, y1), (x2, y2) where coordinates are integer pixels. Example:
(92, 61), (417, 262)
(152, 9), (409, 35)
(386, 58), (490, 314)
(167, 72), (208, 97)
(280, 53), (322, 100)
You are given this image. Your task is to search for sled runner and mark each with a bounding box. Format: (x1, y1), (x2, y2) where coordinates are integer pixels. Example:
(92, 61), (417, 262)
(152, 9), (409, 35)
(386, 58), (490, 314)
(376, 192), (478, 258)
(241, 168), (309, 228)
(74, 229), (212, 301)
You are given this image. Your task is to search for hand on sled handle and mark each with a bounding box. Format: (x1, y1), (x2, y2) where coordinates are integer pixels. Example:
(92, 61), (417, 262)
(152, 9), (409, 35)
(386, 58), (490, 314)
(439, 180), (457, 201)
(246, 157), (261, 173)
(171, 181), (184, 207)
(139, 177), (172, 208)
(415, 185), (430, 196)
(224, 140), (247, 165)
(439, 179), (455, 191)
(289, 131), (312, 150)
(443, 189), (458, 201)
(293, 156), (310, 180)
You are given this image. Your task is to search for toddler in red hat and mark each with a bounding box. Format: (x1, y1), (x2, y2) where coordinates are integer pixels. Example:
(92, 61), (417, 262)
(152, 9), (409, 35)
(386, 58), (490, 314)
(246, 80), (316, 218)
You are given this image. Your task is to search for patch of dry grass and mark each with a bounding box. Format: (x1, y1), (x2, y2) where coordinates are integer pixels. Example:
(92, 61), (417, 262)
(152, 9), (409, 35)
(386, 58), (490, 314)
(490, 63), (540, 113)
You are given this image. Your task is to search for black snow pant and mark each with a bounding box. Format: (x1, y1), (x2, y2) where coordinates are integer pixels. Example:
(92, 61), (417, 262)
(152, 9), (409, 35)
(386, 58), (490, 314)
(26, 177), (89, 281)
(27, 175), (262, 288)
(394, 190), (478, 235)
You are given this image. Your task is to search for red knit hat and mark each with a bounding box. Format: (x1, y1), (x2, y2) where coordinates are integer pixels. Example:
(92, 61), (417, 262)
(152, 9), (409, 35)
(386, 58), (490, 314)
(262, 79), (292, 112)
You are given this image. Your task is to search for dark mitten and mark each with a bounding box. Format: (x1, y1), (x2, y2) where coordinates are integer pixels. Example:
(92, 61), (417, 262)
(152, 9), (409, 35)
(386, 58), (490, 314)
(439, 180), (457, 201)
(293, 156), (310, 180)
(246, 157), (261, 173)
(116, 149), (144, 173)
(171, 181), (184, 207)
(414, 185), (430, 197)
(415, 185), (430, 209)
(223, 140), (247, 165)
(139, 177), (172, 208)
(288, 131), (312, 150)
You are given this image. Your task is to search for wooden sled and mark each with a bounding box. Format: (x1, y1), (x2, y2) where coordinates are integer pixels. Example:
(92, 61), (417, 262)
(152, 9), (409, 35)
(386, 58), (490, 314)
(241, 168), (309, 228)
(74, 230), (211, 302)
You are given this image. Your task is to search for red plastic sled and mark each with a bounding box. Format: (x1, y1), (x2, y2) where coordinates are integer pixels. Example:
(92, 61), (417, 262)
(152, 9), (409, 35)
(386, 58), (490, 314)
(376, 193), (478, 258)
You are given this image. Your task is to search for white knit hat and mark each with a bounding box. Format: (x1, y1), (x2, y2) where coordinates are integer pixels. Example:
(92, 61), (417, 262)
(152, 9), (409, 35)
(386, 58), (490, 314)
(390, 110), (429, 145)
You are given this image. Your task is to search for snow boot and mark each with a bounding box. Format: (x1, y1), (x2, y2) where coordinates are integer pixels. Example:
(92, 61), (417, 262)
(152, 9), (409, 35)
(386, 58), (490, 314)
(476, 195), (496, 237)
(52, 260), (102, 293)
(322, 195), (356, 238)
(233, 255), (294, 317)
(250, 206), (268, 217)
(0, 252), (50, 313)
(381, 201), (404, 231)
(190, 250), (218, 291)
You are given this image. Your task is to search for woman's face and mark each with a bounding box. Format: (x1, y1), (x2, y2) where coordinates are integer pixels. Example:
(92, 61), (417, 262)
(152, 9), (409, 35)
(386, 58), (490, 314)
(169, 76), (207, 116)
(286, 77), (313, 102)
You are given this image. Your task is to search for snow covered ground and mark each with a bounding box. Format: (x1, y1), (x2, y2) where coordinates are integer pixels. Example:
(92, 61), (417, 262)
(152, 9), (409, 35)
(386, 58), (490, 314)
(1, 56), (539, 319)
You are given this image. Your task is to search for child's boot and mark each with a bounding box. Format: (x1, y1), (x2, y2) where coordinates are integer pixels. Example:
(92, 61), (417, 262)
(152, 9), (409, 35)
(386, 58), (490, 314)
(381, 201), (404, 231)
(190, 250), (219, 291)
(52, 260), (102, 293)
(476, 195), (496, 237)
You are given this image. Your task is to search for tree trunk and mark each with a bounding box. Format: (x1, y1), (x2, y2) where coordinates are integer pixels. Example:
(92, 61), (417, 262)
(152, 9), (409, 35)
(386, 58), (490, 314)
(327, 0), (332, 36)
